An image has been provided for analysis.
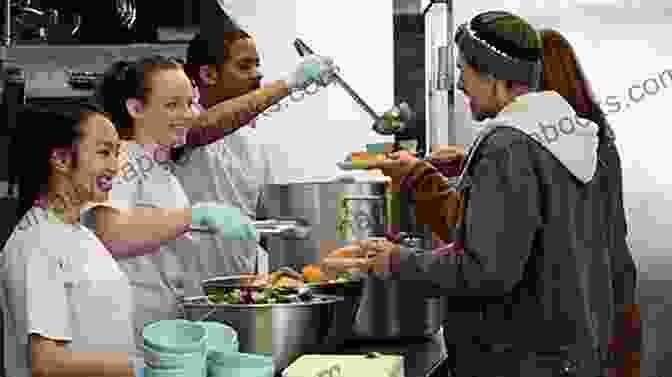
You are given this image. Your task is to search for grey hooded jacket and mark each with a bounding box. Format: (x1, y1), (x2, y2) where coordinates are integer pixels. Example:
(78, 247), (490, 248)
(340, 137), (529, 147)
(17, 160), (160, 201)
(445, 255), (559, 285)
(389, 92), (637, 376)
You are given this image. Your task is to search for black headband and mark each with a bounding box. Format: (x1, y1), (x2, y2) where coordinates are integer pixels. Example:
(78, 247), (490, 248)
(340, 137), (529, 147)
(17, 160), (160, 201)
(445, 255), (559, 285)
(455, 21), (542, 88)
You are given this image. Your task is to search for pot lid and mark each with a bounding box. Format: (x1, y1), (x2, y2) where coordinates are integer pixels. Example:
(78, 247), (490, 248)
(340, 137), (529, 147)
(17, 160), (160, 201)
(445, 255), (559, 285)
(283, 172), (390, 184)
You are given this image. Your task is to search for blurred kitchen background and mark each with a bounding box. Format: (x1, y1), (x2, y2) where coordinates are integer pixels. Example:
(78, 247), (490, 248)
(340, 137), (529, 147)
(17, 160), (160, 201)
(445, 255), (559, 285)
(1, 0), (670, 375)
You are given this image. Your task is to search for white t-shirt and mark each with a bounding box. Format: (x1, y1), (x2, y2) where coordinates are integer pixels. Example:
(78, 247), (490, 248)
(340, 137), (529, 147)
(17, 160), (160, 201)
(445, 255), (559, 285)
(1, 206), (135, 377)
(173, 126), (275, 276)
(81, 141), (198, 357)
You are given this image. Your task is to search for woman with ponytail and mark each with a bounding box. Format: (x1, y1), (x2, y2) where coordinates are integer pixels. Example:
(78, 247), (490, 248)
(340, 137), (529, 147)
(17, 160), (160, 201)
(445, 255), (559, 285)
(1, 104), (143, 377)
(88, 50), (337, 355)
(540, 29), (639, 377)
(88, 55), (261, 356)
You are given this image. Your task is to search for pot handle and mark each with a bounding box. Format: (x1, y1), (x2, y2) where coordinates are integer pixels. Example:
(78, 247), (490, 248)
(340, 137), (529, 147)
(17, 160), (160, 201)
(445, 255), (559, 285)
(179, 298), (235, 325)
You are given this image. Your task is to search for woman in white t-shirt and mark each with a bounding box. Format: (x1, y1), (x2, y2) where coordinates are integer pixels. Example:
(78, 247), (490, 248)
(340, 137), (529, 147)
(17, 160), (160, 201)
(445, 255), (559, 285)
(86, 54), (338, 355)
(1, 104), (142, 377)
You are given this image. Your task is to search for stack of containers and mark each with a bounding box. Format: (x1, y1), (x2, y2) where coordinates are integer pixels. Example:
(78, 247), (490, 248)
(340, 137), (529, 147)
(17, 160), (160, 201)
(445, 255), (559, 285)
(142, 320), (208, 377)
(142, 320), (274, 377)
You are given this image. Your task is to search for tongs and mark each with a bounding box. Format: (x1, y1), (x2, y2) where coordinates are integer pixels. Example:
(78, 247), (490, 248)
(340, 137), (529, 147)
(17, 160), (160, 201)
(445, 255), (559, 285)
(190, 217), (311, 240)
(294, 38), (414, 135)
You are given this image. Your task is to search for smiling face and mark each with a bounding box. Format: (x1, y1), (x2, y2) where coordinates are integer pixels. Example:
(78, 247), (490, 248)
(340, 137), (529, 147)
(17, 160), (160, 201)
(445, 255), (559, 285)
(132, 67), (196, 146)
(60, 113), (121, 204)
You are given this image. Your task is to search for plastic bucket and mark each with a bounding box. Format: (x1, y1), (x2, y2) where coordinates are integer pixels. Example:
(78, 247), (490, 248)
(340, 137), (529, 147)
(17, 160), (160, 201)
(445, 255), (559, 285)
(143, 344), (206, 370)
(143, 320), (207, 354)
(207, 352), (274, 377)
(195, 321), (239, 357)
(144, 364), (206, 377)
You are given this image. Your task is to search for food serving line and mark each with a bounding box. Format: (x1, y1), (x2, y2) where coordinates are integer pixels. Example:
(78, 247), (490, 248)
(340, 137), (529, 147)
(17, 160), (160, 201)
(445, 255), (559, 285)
(178, 263), (450, 377)
(178, 174), (452, 376)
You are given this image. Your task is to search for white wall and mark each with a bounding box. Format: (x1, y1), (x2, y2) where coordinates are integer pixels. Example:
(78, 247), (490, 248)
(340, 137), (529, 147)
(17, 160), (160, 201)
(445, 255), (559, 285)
(225, 0), (670, 266)
(226, 0), (394, 183)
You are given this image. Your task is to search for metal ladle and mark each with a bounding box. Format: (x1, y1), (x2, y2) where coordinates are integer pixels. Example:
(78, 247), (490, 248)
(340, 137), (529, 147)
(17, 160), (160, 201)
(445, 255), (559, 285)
(293, 38), (415, 136)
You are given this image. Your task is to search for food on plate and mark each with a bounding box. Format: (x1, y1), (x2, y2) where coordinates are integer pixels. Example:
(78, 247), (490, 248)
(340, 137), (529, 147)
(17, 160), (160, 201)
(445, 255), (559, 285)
(270, 268), (305, 289)
(273, 275), (304, 289)
(302, 264), (323, 283)
(347, 151), (387, 162)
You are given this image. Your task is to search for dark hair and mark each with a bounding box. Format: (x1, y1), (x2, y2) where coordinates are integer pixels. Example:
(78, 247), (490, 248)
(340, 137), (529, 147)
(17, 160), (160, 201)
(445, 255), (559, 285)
(169, 29), (251, 164)
(470, 11), (542, 61)
(9, 102), (106, 224)
(460, 11), (542, 82)
(540, 29), (611, 141)
(185, 30), (252, 86)
(95, 55), (184, 139)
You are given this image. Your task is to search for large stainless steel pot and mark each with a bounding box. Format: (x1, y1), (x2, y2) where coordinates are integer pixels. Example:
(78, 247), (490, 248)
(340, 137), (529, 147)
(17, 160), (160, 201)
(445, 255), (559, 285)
(263, 176), (389, 272)
(180, 294), (347, 372)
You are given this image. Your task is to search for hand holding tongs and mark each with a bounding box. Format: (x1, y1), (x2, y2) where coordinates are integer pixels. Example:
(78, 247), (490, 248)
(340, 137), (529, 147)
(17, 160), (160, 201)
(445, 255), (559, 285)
(190, 217), (312, 240)
(294, 38), (414, 135)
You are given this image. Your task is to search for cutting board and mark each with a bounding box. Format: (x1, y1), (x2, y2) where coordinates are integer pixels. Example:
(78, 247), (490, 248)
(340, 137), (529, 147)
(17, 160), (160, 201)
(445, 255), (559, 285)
(282, 354), (404, 377)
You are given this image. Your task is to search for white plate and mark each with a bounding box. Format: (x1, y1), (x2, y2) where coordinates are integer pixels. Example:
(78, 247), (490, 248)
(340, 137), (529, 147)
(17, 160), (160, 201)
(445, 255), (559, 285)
(336, 161), (365, 170)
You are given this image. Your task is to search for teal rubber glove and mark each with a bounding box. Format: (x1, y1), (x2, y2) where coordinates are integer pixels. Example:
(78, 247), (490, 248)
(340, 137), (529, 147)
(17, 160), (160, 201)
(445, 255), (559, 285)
(191, 203), (258, 241)
(286, 54), (337, 90)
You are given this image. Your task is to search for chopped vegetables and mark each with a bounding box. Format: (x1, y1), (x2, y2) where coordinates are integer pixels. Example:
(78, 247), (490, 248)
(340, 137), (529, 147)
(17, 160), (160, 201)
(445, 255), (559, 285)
(208, 287), (297, 305)
(302, 264), (323, 282)
(204, 260), (365, 305)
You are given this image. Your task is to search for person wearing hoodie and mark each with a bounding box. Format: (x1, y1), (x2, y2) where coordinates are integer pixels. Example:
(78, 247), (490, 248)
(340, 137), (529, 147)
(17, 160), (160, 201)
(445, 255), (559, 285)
(345, 11), (613, 377)
(540, 28), (639, 377)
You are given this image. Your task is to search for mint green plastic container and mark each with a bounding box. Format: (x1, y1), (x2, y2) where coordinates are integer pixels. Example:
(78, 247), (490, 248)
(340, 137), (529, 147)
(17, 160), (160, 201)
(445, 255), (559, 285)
(144, 363), (206, 377)
(143, 320), (207, 355)
(194, 321), (239, 357)
(143, 344), (205, 370)
(207, 352), (274, 377)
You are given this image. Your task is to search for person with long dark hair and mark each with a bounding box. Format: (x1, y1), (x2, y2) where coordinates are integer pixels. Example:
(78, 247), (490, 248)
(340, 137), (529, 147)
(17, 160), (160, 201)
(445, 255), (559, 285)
(540, 28), (639, 377)
(1, 104), (143, 377)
